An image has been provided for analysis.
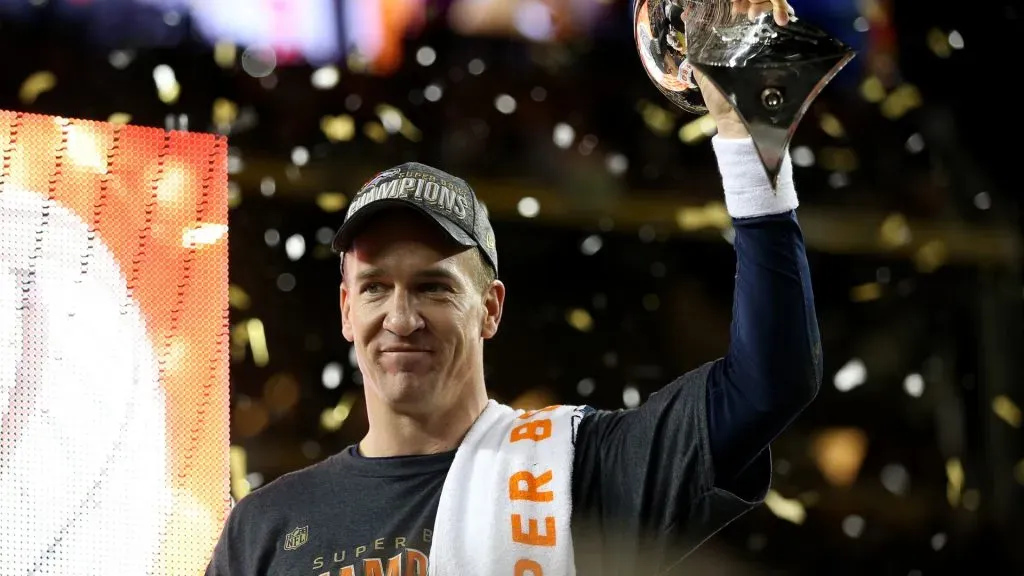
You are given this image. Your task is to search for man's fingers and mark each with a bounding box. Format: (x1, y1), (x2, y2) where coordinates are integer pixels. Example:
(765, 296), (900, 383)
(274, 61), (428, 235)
(771, 0), (793, 25)
(747, 1), (770, 22)
(731, 0), (748, 18)
(732, 0), (793, 25)
(738, 0), (791, 25)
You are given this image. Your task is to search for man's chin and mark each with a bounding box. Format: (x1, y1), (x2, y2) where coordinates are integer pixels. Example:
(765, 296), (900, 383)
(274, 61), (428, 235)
(375, 372), (439, 406)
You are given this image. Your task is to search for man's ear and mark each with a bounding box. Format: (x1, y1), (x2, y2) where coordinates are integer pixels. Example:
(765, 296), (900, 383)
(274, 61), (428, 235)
(340, 280), (355, 342)
(481, 280), (505, 339)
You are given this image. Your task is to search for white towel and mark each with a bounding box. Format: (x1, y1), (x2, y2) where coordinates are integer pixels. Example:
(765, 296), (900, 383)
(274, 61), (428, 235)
(430, 400), (585, 576)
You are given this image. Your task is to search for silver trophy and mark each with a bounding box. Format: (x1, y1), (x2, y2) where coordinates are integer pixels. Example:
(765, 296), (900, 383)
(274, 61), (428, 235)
(633, 0), (855, 187)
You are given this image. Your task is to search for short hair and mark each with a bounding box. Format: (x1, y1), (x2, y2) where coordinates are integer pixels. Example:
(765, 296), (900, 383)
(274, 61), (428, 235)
(468, 249), (496, 294)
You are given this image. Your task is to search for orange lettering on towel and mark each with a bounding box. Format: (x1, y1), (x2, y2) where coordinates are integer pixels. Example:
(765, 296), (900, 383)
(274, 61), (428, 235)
(515, 559), (544, 575)
(509, 470), (554, 502)
(511, 514), (556, 547)
(510, 419), (551, 443)
(508, 406), (562, 575)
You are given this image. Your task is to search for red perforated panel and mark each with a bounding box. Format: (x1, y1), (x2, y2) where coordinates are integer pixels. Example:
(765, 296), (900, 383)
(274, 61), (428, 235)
(0, 112), (230, 574)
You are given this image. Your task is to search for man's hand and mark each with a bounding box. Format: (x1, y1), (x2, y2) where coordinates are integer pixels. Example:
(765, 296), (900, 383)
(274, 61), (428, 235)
(694, 0), (794, 139)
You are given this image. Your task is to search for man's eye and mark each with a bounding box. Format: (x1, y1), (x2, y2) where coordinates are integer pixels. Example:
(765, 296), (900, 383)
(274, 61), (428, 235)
(362, 283), (386, 294)
(420, 283), (450, 293)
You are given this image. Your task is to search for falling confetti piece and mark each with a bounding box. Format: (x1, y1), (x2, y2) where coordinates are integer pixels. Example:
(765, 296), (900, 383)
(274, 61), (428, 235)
(850, 282), (882, 303)
(927, 28), (953, 58)
(19, 71), (57, 105)
(914, 240), (948, 273)
(566, 308), (594, 332)
(859, 76), (887, 103)
(992, 395), (1022, 428)
(764, 490), (806, 525)
(246, 318), (269, 368)
(316, 192), (348, 213)
(107, 112), (132, 125)
(636, 100), (675, 137)
(213, 98), (239, 132)
(363, 121), (388, 143)
(810, 427), (868, 487)
(878, 213), (912, 248)
(675, 202), (730, 232)
(818, 112), (846, 139)
(679, 114), (717, 144)
(153, 64), (181, 104)
(880, 84), (922, 120)
(321, 115), (356, 142)
(946, 458), (964, 507)
(214, 41), (237, 68)
(229, 285), (251, 310)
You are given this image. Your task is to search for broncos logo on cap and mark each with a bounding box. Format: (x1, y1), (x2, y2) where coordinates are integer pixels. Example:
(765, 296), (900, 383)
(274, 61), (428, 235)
(359, 167), (402, 192)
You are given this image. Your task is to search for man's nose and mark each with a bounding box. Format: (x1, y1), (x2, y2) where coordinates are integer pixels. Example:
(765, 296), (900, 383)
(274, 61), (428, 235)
(382, 290), (425, 336)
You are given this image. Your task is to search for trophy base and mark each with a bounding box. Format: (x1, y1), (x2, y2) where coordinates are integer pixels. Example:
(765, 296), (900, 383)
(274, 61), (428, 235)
(692, 50), (855, 190)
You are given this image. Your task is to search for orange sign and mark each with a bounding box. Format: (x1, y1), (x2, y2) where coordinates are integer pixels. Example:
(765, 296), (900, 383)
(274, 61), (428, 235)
(0, 111), (230, 574)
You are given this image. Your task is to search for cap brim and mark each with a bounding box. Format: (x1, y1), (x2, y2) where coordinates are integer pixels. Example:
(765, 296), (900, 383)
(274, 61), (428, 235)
(331, 199), (477, 254)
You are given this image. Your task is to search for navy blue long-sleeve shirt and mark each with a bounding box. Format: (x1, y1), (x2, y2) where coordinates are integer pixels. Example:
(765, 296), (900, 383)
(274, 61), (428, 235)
(707, 210), (823, 484)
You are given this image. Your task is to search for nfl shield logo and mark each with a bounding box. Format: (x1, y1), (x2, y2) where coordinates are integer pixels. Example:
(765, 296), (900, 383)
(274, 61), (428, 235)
(284, 526), (309, 551)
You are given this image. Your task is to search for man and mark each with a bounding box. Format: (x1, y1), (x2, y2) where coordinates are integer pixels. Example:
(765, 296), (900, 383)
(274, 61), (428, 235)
(207, 1), (820, 573)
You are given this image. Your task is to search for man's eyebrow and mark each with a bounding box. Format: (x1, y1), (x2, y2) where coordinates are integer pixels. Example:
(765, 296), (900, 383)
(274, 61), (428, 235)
(353, 266), (461, 283)
(354, 267), (386, 282)
(414, 268), (459, 281)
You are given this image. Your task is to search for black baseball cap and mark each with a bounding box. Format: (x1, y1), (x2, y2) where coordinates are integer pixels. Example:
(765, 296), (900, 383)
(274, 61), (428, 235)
(331, 162), (498, 278)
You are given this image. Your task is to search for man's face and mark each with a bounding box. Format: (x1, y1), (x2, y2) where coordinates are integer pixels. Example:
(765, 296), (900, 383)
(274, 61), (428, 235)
(340, 210), (504, 414)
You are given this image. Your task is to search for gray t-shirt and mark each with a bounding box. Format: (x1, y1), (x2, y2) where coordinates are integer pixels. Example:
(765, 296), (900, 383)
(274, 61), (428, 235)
(206, 363), (771, 575)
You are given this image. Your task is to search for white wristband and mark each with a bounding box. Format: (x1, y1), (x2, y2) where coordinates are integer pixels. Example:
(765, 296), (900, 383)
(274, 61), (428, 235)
(712, 136), (799, 219)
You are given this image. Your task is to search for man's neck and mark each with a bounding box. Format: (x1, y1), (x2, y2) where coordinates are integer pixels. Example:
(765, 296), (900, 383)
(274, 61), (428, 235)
(359, 390), (489, 457)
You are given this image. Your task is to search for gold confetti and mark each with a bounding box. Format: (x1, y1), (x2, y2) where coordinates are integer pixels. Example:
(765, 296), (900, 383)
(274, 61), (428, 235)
(214, 41), (237, 69)
(229, 446), (250, 501)
(850, 282), (882, 303)
(363, 121), (387, 143)
(245, 318), (269, 368)
(764, 490), (806, 525)
(811, 427), (868, 488)
(375, 104), (422, 142)
(859, 76), (887, 103)
(927, 28), (953, 59)
(566, 308), (594, 332)
(153, 64), (181, 105)
(881, 84), (922, 120)
(316, 192), (348, 213)
(914, 240), (948, 273)
(19, 71), (57, 105)
(636, 99), (676, 137)
(229, 285), (251, 310)
(107, 112), (132, 125)
(675, 202), (731, 232)
(879, 213), (912, 248)
(321, 392), (357, 431)
(818, 112), (846, 139)
(321, 115), (355, 142)
(819, 147), (859, 173)
(213, 98), (239, 131)
(946, 458), (964, 507)
(992, 395), (1022, 428)
(678, 114), (717, 144)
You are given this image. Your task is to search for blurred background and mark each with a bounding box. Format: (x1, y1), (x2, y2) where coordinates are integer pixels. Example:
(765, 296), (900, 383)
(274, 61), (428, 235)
(2, 0), (1020, 573)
